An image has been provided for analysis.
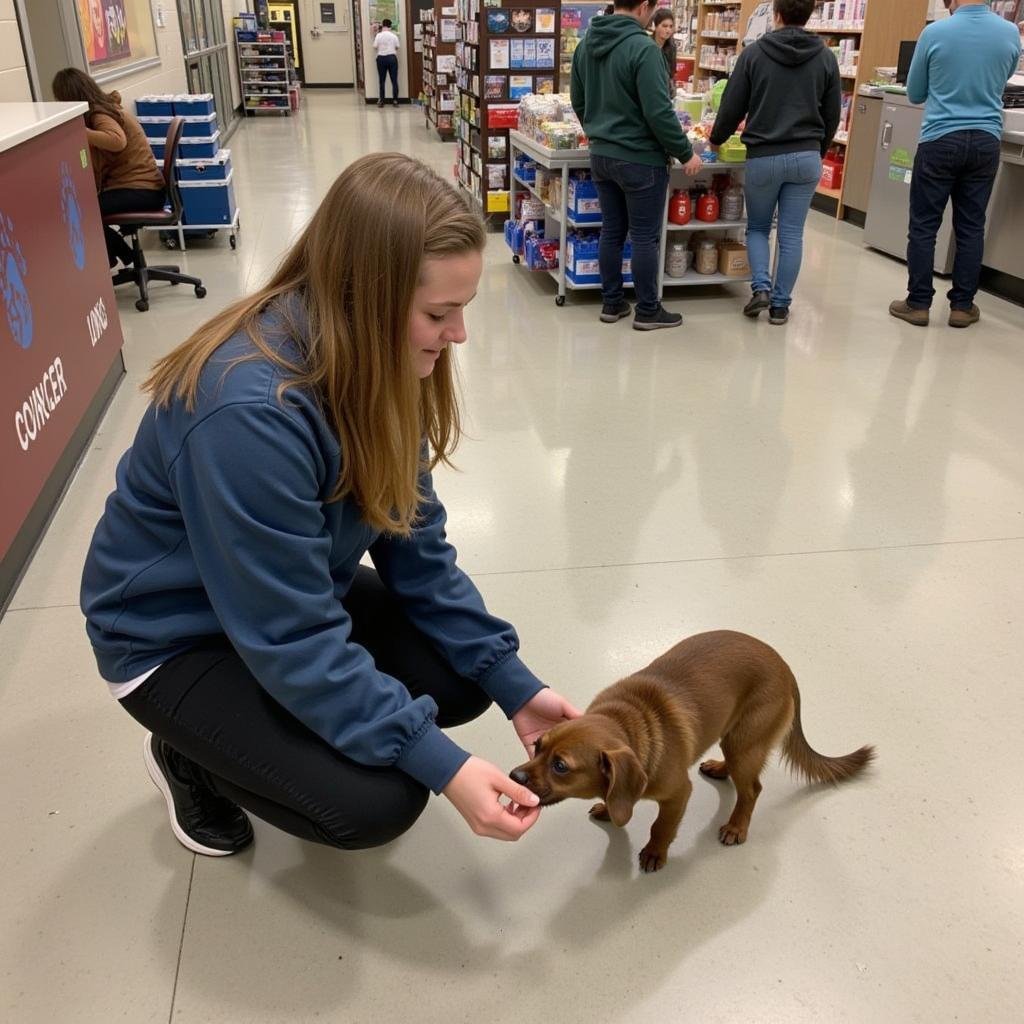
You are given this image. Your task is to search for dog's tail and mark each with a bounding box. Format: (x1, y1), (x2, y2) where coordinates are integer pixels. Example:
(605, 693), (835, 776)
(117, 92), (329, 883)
(781, 680), (875, 785)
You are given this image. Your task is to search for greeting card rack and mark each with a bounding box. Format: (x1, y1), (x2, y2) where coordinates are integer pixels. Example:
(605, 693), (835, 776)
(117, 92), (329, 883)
(421, 4), (458, 140)
(454, 0), (563, 217)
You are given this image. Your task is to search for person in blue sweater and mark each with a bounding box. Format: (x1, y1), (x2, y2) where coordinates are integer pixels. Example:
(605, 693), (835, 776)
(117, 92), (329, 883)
(80, 153), (579, 857)
(890, 0), (1020, 329)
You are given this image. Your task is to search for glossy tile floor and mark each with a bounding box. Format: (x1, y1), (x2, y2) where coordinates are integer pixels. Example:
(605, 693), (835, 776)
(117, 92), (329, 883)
(2, 93), (1023, 1023)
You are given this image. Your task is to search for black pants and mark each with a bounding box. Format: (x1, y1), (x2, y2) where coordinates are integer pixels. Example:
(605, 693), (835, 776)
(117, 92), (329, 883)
(376, 54), (399, 102)
(97, 188), (166, 267)
(121, 567), (491, 850)
(906, 130), (1001, 311)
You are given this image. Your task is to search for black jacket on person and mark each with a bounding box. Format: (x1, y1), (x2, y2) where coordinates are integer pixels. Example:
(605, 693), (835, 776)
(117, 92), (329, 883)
(710, 27), (841, 158)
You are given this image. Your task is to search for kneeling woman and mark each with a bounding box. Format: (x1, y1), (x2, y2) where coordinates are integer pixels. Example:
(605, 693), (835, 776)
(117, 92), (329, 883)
(81, 153), (578, 857)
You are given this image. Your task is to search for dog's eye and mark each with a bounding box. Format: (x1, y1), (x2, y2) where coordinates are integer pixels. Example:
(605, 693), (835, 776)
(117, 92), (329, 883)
(552, 758), (570, 775)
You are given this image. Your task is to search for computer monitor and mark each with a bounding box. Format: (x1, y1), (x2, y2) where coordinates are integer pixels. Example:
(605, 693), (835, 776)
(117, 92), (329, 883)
(896, 41), (917, 85)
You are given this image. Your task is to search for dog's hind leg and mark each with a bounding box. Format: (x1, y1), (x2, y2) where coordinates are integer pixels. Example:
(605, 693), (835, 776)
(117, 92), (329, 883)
(639, 776), (693, 873)
(717, 735), (771, 847)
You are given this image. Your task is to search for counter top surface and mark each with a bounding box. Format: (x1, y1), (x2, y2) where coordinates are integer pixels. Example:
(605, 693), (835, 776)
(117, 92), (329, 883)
(0, 102), (88, 155)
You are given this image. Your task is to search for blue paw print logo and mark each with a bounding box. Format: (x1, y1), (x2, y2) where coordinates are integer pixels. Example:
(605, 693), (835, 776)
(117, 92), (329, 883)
(0, 210), (33, 350)
(60, 161), (86, 271)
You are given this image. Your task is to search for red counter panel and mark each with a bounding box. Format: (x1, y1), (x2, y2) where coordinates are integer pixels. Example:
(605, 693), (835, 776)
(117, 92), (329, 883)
(0, 116), (125, 566)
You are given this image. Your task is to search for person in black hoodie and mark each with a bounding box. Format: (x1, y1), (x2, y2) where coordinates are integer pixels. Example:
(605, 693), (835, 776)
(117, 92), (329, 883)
(710, 0), (840, 325)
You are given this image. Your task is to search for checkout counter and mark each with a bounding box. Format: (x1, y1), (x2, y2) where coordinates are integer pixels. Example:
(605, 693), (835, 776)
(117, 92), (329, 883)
(855, 82), (1024, 302)
(0, 103), (126, 609)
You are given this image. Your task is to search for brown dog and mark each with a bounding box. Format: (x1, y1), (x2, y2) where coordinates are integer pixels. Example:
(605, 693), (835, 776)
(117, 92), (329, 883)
(510, 630), (874, 872)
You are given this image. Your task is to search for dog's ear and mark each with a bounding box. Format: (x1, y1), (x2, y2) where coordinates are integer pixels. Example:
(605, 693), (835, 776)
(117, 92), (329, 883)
(600, 748), (648, 827)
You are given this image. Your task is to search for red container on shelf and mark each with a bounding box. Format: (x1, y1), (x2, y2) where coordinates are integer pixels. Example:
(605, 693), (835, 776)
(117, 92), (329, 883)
(697, 191), (720, 223)
(668, 188), (692, 225)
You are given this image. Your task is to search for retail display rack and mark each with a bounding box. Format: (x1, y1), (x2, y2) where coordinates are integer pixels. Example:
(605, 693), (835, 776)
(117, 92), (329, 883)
(454, 1), (563, 216)
(508, 130), (753, 305)
(808, 0), (929, 215)
(421, 4), (457, 140)
(235, 28), (299, 116)
(559, 4), (605, 88)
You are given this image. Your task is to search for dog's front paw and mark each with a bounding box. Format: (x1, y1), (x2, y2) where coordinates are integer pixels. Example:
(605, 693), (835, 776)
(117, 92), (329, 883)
(638, 844), (667, 873)
(589, 802), (611, 821)
(718, 822), (748, 846)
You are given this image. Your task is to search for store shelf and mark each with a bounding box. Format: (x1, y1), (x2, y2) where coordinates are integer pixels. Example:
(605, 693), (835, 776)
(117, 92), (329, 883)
(663, 269), (751, 287)
(667, 218), (747, 232)
(701, 32), (738, 40)
(513, 173), (602, 229)
(548, 268), (602, 292)
(807, 24), (865, 34)
(816, 185), (843, 201)
(833, 131), (849, 145)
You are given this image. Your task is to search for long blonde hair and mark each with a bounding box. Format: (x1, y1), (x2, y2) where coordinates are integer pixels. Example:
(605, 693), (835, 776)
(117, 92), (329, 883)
(145, 153), (486, 535)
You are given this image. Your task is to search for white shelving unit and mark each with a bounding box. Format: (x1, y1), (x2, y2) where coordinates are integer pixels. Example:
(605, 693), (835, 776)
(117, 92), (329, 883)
(236, 34), (295, 116)
(508, 131), (759, 304)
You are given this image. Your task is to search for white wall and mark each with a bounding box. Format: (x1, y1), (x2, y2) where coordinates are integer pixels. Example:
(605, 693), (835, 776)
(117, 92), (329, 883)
(107, 1), (188, 107)
(300, 0), (354, 85)
(0, 0), (33, 100)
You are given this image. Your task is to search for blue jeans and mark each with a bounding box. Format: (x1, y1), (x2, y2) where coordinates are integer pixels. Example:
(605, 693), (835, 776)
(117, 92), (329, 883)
(906, 130), (1000, 311)
(590, 155), (669, 315)
(744, 151), (822, 309)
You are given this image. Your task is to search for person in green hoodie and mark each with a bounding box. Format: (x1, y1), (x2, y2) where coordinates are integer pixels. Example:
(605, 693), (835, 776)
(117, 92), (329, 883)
(571, 0), (703, 331)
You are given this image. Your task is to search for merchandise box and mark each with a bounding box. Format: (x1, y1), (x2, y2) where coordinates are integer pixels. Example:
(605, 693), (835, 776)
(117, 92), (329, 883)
(567, 176), (601, 224)
(181, 113), (218, 138)
(504, 218), (544, 256)
(174, 93), (216, 117)
(177, 149), (232, 181)
(179, 172), (236, 226)
(566, 233), (632, 285)
(138, 116), (173, 140)
(487, 190), (510, 214)
(178, 132), (222, 160)
(718, 241), (750, 277)
(488, 104), (520, 129)
(136, 96), (175, 117)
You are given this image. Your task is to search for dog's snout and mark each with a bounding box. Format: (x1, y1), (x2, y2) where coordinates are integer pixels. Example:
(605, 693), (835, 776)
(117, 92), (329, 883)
(509, 768), (530, 786)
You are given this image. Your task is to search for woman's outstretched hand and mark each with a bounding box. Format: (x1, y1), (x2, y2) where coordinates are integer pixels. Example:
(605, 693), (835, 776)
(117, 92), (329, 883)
(443, 756), (542, 840)
(511, 688), (583, 756)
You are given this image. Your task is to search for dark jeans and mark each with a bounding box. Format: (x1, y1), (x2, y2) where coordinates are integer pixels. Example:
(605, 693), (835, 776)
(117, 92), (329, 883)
(97, 188), (166, 267)
(590, 154), (670, 316)
(906, 130), (1001, 311)
(120, 567), (491, 850)
(376, 55), (399, 102)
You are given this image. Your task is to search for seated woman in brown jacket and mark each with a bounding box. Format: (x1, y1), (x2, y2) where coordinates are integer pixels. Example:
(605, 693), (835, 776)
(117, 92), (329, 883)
(52, 68), (166, 268)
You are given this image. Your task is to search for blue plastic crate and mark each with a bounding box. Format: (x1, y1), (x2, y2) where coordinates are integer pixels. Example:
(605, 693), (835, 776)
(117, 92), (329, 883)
(173, 93), (215, 117)
(138, 116), (173, 140)
(150, 141), (166, 161)
(179, 172), (236, 226)
(178, 132), (221, 160)
(568, 176), (601, 224)
(180, 113), (218, 138)
(177, 149), (232, 181)
(136, 95), (175, 117)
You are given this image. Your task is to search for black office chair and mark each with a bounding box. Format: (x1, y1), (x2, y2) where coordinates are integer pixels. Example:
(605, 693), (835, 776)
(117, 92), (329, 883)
(103, 117), (207, 312)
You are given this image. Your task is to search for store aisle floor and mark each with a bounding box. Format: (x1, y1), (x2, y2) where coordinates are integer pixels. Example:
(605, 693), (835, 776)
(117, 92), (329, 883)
(2, 93), (1022, 1023)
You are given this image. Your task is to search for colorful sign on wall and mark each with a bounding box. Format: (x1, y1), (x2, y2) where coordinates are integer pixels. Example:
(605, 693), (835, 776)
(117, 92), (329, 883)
(77, 0), (132, 68)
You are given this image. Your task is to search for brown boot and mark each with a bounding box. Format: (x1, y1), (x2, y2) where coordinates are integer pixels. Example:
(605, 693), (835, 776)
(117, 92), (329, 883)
(949, 305), (980, 328)
(889, 300), (929, 326)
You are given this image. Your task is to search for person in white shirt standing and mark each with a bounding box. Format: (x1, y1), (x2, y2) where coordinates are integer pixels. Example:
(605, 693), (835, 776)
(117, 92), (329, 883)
(373, 19), (401, 108)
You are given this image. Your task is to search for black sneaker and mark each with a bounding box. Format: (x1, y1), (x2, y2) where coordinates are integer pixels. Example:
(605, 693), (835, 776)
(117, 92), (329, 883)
(744, 291), (770, 318)
(600, 300), (632, 323)
(768, 306), (790, 325)
(143, 733), (254, 856)
(633, 305), (683, 331)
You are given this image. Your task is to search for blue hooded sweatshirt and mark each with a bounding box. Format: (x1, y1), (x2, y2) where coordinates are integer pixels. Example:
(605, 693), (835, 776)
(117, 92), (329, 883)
(80, 302), (545, 794)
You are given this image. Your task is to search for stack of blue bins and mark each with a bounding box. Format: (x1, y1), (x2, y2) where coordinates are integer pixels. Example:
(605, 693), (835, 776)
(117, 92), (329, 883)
(135, 94), (235, 228)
